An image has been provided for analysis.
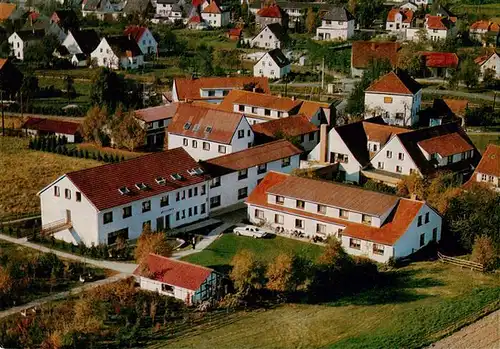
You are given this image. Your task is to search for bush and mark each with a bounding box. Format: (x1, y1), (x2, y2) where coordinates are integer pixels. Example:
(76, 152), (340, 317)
(471, 236), (498, 271)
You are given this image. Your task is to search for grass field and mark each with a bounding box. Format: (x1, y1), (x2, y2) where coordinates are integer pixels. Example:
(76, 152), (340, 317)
(150, 261), (500, 349)
(468, 133), (500, 152)
(182, 233), (323, 273)
(0, 137), (100, 220)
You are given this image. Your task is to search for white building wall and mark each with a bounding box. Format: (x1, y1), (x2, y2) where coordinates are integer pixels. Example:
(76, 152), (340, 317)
(8, 33), (27, 61)
(62, 31), (83, 55)
(139, 277), (193, 303)
(135, 29), (158, 55)
(253, 53), (291, 79)
(364, 91), (420, 126)
(479, 54), (500, 79)
(316, 19), (354, 41)
(250, 26), (281, 49)
(370, 136), (421, 176)
(91, 39), (144, 69)
(475, 172), (500, 189)
(342, 236), (394, 263)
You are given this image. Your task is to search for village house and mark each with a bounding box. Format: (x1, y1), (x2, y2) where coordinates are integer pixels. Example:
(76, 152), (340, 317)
(386, 8), (414, 36)
(316, 7), (355, 41)
(474, 51), (500, 79)
(418, 51), (459, 78)
(277, 1), (333, 29)
(227, 28), (242, 40)
(255, 4), (287, 30)
(90, 36), (144, 69)
(470, 20), (500, 44)
(22, 117), (82, 143)
(399, 1), (418, 11)
(8, 29), (45, 60)
(134, 254), (224, 305)
(38, 148), (210, 246)
(406, 14), (456, 41)
(62, 29), (101, 67)
(167, 103), (254, 161)
(248, 23), (287, 49)
(124, 25), (158, 55)
(81, 0), (116, 19)
(366, 122), (480, 186)
(428, 98), (468, 126)
(253, 48), (291, 79)
(351, 41), (401, 78)
(364, 70), (422, 127)
(246, 172), (442, 263)
(123, 0), (154, 19)
(50, 9), (79, 31)
(464, 144), (500, 192)
(154, 0), (185, 23)
(251, 115), (319, 151)
(0, 3), (16, 22)
(201, 140), (302, 210)
(171, 76), (270, 104)
(134, 103), (179, 149)
(201, 1), (230, 28)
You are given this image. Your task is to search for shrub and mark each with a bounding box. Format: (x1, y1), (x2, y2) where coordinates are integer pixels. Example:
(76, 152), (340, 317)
(471, 236), (498, 271)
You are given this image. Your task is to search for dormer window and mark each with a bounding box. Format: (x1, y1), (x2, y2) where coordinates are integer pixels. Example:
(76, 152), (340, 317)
(155, 177), (166, 185)
(170, 173), (182, 181)
(118, 187), (130, 195)
(183, 122), (191, 130)
(135, 182), (147, 190)
(239, 104), (245, 112)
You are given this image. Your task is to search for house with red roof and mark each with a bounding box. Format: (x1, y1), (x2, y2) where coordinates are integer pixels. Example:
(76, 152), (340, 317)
(22, 117), (82, 143)
(419, 51), (459, 78)
(246, 172), (442, 263)
(350, 41), (401, 78)
(406, 14), (456, 41)
(37, 148), (211, 246)
(124, 25), (158, 55)
(134, 103), (179, 149)
(364, 70), (423, 127)
(386, 8), (414, 36)
(464, 144), (500, 192)
(201, 0), (229, 28)
(256, 4), (287, 30)
(90, 35), (144, 69)
(134, 254), (223, 305)
(475, 51), (500, 79)
(470, 20), (500, 42)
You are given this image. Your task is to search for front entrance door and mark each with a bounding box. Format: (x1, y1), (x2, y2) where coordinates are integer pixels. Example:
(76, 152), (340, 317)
(66, 209), (71, 223)
(165, 215), (170, 230)
(156, 216), (165, 232)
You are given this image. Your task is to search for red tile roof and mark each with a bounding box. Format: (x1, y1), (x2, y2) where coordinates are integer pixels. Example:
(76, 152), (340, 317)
(168, 103), (245, 144)
(0, 3), (16, 20)
(22, 117), (81, 135)
(257, 4), (282, 18)
(476, 144), (500, 177)
(0, 58), (6, 69)
(420, 52), (459, 69)
(202, 1), (222, 13)
(366, 71), (422, 95)
(173, 77), (270, 101)
(60, 148), (208, 211)
(297, 101), (330, 121)
(218, 90), (302, 113)
(442, 99), (469, 116)
(202, 140), (302, 176)
(470, 20), (500, 32)
(474, 52), (497, 66)
(417, 133), (474, 157)
(426, 15), (449, 30)
(189, 15), (202, 23)
(134, 254), (213, 291)
(228, 28), (242, 38)
(123, 25), (148, 43)
(387, 8), (413, 23)
(134, 103), (179, 123)
(351, 41), (401, 69)
(362, 121), (409, 144)
(246, 172), (428, 245)
(251, 115), (318, 138)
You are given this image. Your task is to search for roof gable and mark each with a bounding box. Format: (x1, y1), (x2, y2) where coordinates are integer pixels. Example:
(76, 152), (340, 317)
(351, 41), (401, 69)
(366, 71), (422, 95)
(218, 90), (302, 112)
(321, 6), (354, 21)
(476, 144), (500, 177)
(257, 4), (283, 18)
(263, 48), (290, 68)
(22, 117), (81, 135)
(251, 114), (318, 138)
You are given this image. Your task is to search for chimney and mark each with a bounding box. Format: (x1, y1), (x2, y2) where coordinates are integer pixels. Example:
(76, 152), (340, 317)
(319, 124), (328, 163)
(291, 96), (295, 101)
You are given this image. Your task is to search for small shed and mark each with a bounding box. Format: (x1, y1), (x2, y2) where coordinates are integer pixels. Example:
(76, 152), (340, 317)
(22, 117), (82, 143)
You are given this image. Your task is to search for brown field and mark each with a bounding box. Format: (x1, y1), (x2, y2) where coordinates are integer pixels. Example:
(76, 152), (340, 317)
(0, 136), (100, 220)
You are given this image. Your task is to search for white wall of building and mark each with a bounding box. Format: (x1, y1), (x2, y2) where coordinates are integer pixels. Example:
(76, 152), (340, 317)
(8, 33), (28, 60)
(139, 277), (193, 303)
(253, 52), (291, 79)
(316, 19), (354, 41)
(479, 54), (500, 79)
(342, 236), (394, 263)
(250, 26), (282, 49)
(364, 90), (421, 126)
(91, 39), (144, 69)
(201, 11), (230, 27)
(370, 136), (421, 176)
(135, 28), (158, 55)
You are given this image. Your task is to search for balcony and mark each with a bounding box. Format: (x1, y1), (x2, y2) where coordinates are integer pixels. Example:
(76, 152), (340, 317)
(41, 219), (72, 236)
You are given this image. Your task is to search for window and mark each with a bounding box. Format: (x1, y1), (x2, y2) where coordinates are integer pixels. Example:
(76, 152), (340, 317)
(65, 189), (71, 199)
(398, 153), (405, 160)
(265, 109), (271, 116)
(210, 177), (221, 188)
(203, 142), (210, 151)
(192, 140), (197, 148)
(255, 209), (264, 219)
(176, 211), (180, 221)
(384, 97), (393, 104)
(270, 70), (275, 75)
(386, 151), (393, 159)
(349, 238), (361, 250)
(200, 185), (206, 195)
(395, 113), (404, 120)
(335, 153), (348, 163)
(188, 188), (192, 198)
(160, 196), (169, 207)
(161, 284), (174, 293)
(417, 215), (422, 227)
(257, 163), (267, 174)
(373, 144), (378, 152)
(158, 120), (164, 127)
(316, 224), (326, 234)
(238, 169), (248, 180)
(123, 206), (132, 218)
(194, 187), (198, 196)
(142, 200), (151, 212)
(488, 175), (494, 183)
(373, 244), (384, 255)
(420, 233), (425, 247)
(296, 200), (305, 209)
(308, 132), (315, 141)
(425, 212), (429, 224)
(317, 204), (327, 214)
(481, 174), (487, 181)
(339, 209), (348, 219)
(281, 157), (291, 167)
(239, 104), (245, 112)
(208, 90), (215, 97)
(188, 207), (192, 217)
(238, 187), (248, 199)
(194, 206), (198, 215)
(275, 214), (284, 224)
(275, 196), (284, 205)
(210, 195), (221, 208)
(396, 165), (403, 173)
(201, 203), (206, 214)
(183, 138), (188, 146)
(378, 162), (384, 169)
(362, 214), (372, 225)
(218, 145), (226, 154)
(432, 227), (438, 241)
(238, 129), (245, 139)
(176, 192), (180, 201)
(447, 155), (453, 164)
(103, 212), (113, 224)
(295, 219), (304, 229)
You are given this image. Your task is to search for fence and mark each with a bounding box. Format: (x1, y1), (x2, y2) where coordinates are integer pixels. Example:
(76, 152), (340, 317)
(437, 252), (484, 272)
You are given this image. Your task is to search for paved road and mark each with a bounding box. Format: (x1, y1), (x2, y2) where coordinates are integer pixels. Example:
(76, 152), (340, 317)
(422, 88), (496, 102)
(0, 273), (129, 319)
(0, 233), (138, 274)
(427, 310), (500, 349)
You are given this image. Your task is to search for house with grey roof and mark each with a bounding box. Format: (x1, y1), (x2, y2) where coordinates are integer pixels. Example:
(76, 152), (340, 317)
(82, 0), (117, 20)
(316, 6), (355, 41)
(253, 48), (290, 79)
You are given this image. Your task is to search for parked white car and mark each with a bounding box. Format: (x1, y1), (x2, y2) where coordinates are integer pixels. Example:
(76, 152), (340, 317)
(233, 225), (270, 238)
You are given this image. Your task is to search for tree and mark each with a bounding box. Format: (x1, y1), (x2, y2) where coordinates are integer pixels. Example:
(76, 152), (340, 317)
(266, 253), (295, 293)
(90, 68), (126, 112)
(135, 227), (173, 272)
(64, 75), (76, 104)
(397, 46), (424, 77)
(318, 238), (349, 266)
(459, 58), (480, 89)
(19, 71), (39, 113)
(397, 172), (426, 200)
(24, 34), (60, 68)
(0, 267), (12, 307)
(111, 111), (146, 151)
(229, 250), (265, 298)
(471, 236), (498, 271)
(482, 68), (497, 89)
(82, 106), (110, 146)
(354, 0), (384, 29)
(305, 8), (317, 34)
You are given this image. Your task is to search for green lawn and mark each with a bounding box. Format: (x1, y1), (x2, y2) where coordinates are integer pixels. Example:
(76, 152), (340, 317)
(468, 133), (500, 152)
(150, 261), (500, 349)
(182, 233), (323, 273)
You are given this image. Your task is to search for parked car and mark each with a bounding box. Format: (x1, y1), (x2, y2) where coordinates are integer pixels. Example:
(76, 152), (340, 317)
(233, 225), (270, 238)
